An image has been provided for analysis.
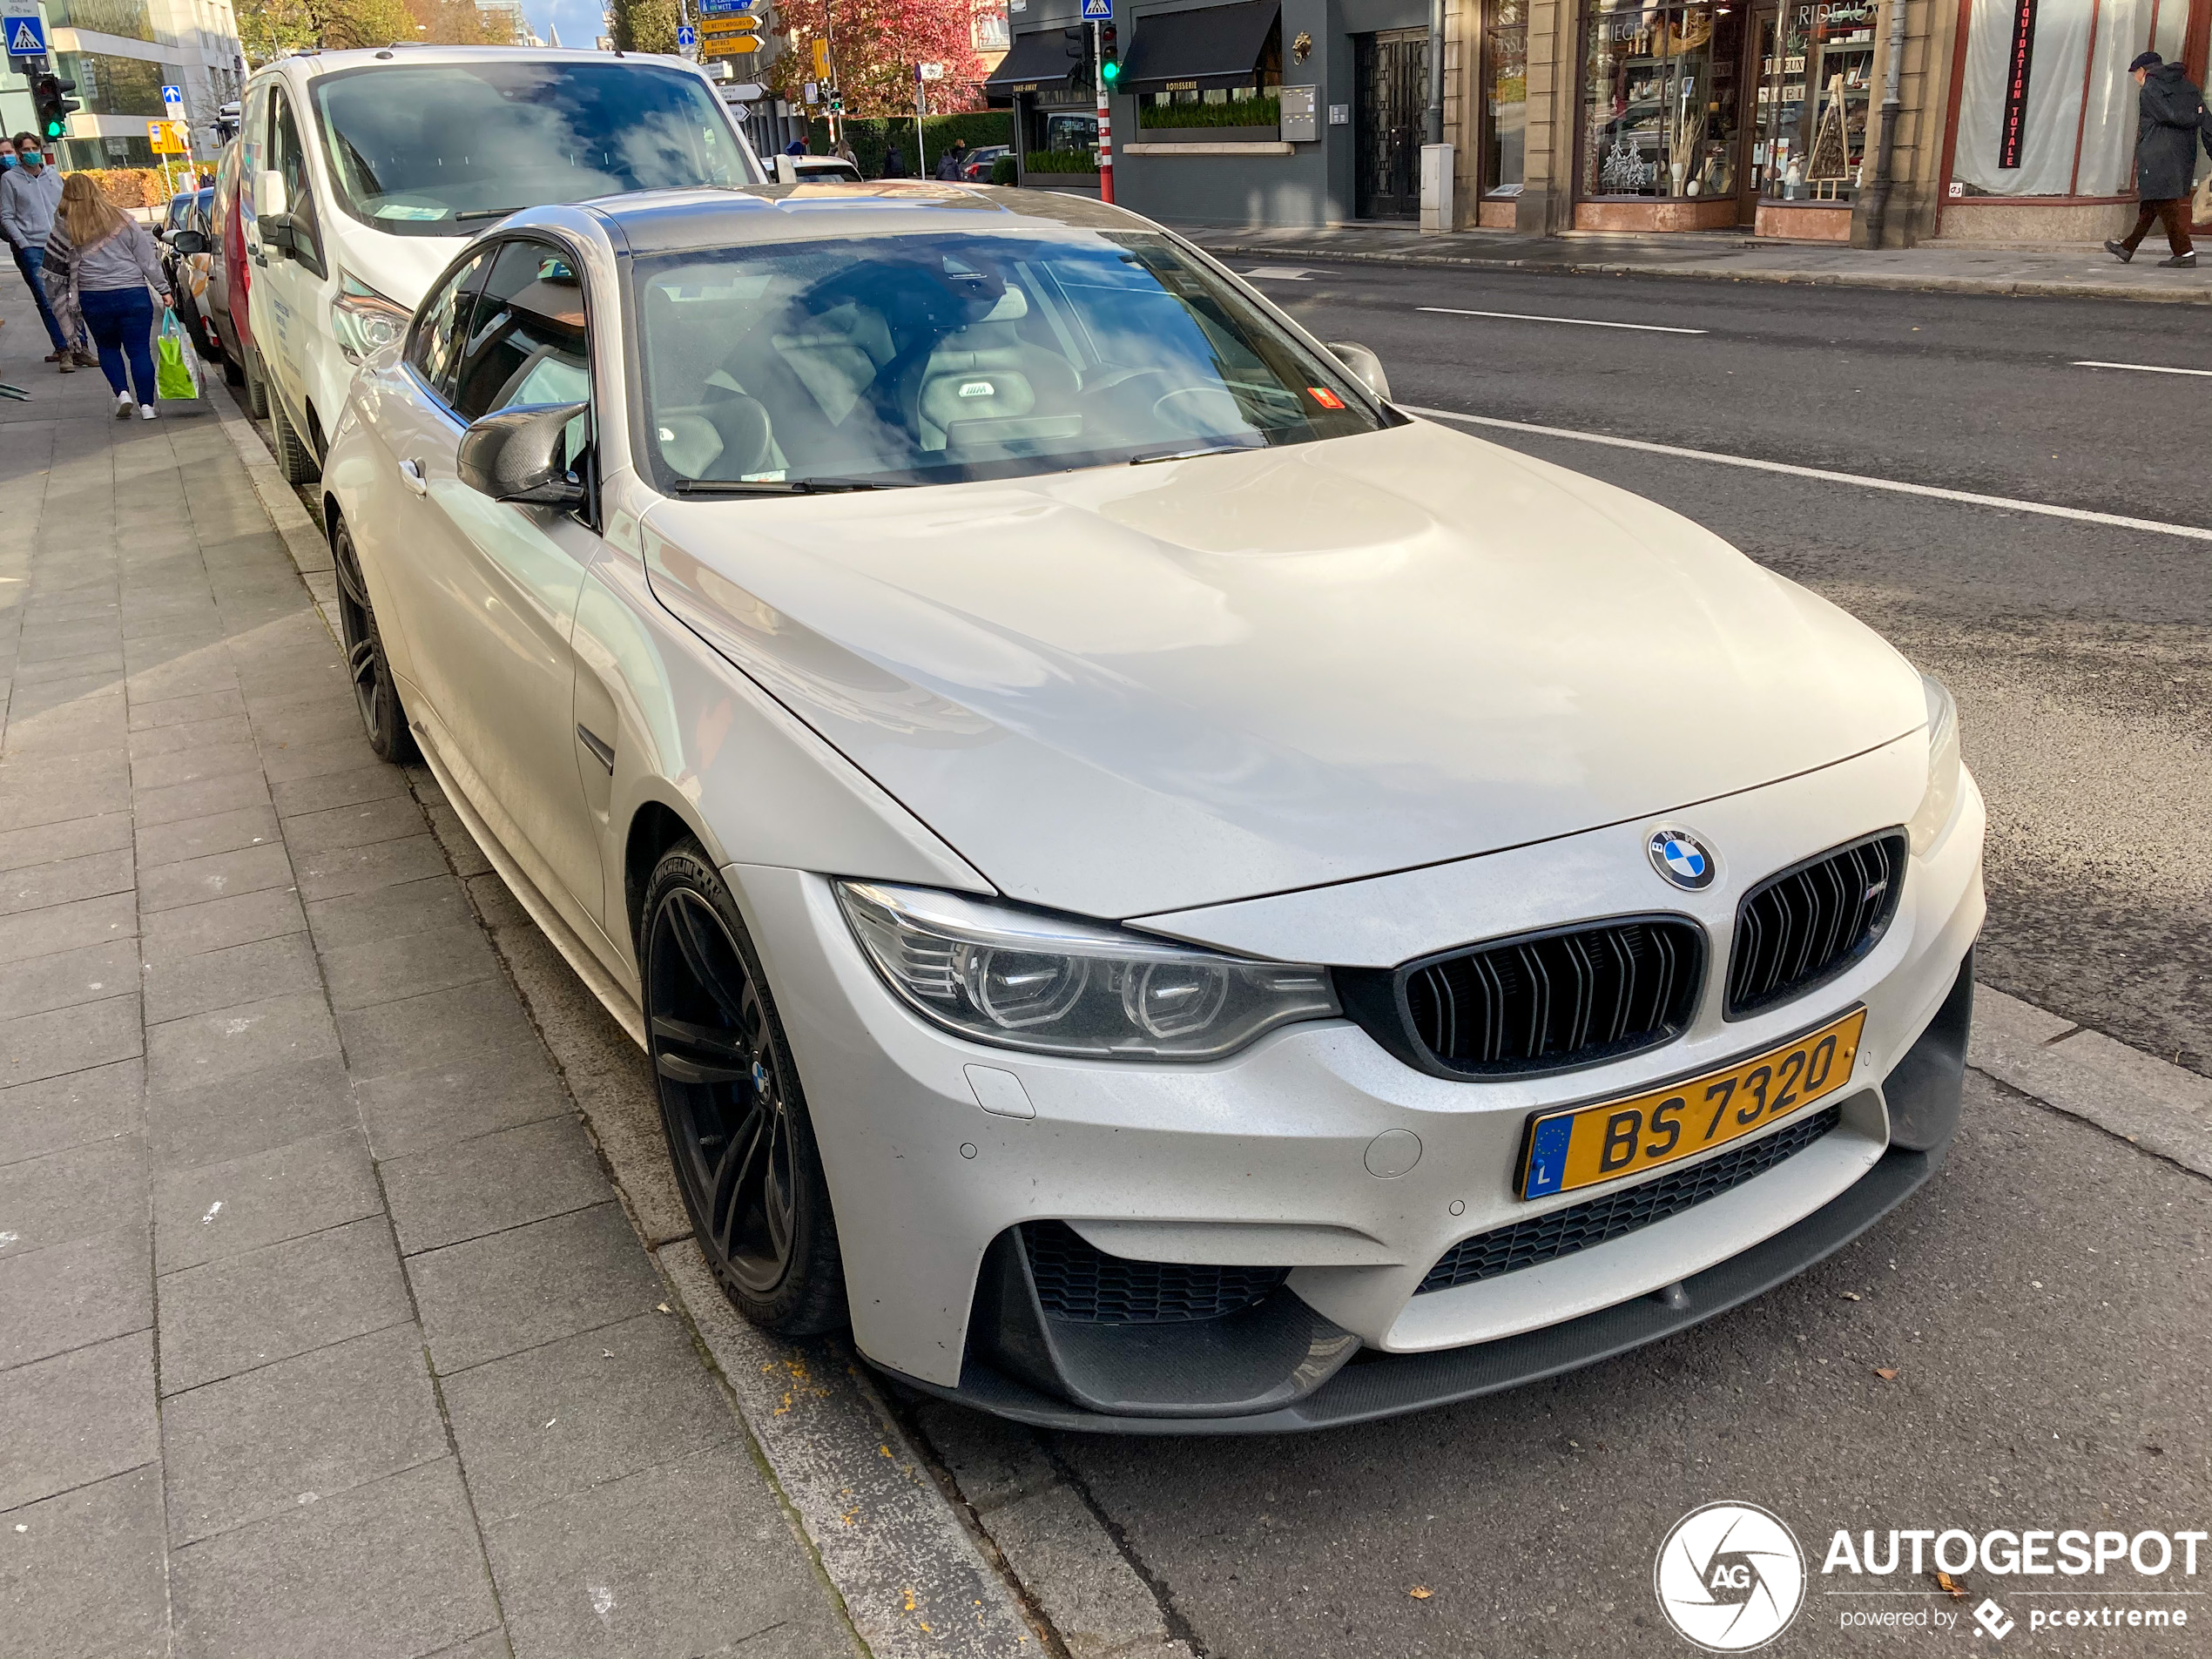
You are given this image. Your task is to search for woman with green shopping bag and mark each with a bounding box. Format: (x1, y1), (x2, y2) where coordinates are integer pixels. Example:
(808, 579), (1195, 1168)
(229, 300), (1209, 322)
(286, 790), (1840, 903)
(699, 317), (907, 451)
(42, 172), (173, 420)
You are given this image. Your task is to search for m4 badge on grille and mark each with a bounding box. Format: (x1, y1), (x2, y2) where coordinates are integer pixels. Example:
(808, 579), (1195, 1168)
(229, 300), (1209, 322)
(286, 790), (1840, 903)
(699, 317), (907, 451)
(1647, 826), (1716, 892)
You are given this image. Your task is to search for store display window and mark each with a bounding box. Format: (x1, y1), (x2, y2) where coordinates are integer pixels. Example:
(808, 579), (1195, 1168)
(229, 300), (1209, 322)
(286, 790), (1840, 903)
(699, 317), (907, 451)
(1581, 1), (1746, 199)
(1950, 0), (2192, 197)
(1755, 1), (1876, 202)
(1485, 0), (1528, 193)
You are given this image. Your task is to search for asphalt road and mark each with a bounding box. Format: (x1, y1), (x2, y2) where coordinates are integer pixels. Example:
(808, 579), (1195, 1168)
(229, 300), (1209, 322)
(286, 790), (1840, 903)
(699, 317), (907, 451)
(1240, 265), (2212, 1081)
(907, 271), (2212, 1658)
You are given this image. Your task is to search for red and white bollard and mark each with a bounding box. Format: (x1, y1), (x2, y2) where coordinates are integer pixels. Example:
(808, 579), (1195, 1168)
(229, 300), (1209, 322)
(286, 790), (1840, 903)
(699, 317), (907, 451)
(1094, 19), (1115, 205)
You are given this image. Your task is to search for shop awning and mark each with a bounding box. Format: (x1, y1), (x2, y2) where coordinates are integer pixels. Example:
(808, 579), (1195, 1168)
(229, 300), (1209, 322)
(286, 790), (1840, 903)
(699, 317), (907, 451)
(982, 28), (1083, 98)
(1116, 0), (1280, 95)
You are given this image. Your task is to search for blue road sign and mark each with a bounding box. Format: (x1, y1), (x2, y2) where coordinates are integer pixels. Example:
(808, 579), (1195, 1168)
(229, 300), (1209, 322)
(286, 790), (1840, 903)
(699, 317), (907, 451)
(3, 15), (46, 55)
(698, 0), (755, 13)
(1081, 0), (1110, 18)
(676, 23), (695, 48)
(161, 83), (184, 105)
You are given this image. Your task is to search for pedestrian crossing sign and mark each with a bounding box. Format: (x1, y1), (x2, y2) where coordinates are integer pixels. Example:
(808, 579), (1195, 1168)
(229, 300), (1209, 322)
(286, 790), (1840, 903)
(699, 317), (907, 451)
(4, 16), (45, 55)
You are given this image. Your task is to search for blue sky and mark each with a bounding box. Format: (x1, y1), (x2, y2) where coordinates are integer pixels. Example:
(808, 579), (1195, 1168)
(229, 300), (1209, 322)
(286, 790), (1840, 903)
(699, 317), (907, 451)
(530, 0), (601, 49)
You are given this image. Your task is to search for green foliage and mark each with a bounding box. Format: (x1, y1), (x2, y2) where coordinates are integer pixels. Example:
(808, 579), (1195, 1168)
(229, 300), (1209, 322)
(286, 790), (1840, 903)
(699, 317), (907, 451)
(1024, 149), (1098, 175)
(234, 0), (416, 54)
(610, 0), (679, 53)
(806, 112), (1012, 176)
(990, 153), (1016, 185)
(1138, 96), (1279, 130)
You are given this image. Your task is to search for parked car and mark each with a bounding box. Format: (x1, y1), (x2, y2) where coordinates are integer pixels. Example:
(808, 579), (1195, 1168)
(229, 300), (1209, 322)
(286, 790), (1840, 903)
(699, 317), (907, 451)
(157, 187), (223, 365)
(781, 153), (863, 183)
(318, 186), (1983, 1433)
(205, 137), (258, 399)
(241, 44), (765, 485)
(960, 145), (1008, 181)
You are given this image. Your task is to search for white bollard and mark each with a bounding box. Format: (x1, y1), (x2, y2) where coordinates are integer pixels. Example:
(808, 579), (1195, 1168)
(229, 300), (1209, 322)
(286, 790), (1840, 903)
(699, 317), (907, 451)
(1420, 142), (1454, 233)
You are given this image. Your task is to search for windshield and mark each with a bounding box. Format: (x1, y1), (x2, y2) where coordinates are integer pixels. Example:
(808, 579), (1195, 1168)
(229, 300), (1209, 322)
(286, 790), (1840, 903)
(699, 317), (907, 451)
(311, 60), (756, 237)
(631, 226), (1388, 492)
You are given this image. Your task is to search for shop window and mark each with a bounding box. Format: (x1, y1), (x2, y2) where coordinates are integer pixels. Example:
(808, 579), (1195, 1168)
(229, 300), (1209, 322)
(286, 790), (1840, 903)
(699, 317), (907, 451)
(1581, 1), (1746, 199)
(1951, 0), (2188, 197)
(1757, 1), (1876, 202)
(1485, 0), (1527, 192)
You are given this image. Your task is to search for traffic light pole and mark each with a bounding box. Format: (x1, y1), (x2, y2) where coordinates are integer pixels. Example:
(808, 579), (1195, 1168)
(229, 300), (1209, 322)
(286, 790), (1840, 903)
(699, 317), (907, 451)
(1093, 18), (1113, 205)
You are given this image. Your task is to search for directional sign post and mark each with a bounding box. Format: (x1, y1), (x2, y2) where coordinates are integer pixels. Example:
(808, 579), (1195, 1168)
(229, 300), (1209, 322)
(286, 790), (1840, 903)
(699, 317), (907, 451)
(675, 22), (695, 50)
(148, 118), (187, 153)
(697, 0), (755, 13)
(3, 13), (45, 57)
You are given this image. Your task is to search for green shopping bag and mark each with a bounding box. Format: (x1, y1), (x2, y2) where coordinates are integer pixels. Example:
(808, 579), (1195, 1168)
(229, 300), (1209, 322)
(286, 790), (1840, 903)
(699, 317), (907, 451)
(156, 308), (199, 401)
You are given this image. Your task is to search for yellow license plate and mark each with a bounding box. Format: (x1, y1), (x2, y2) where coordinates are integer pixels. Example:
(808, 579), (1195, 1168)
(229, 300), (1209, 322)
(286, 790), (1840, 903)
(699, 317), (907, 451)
(1517, 1008), (1866, 1199)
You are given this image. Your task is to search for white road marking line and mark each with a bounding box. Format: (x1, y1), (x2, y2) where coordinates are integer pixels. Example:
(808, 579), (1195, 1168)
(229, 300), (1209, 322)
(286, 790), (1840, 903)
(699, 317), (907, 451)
(2073, 359), (2212, 377)
(1405, 405), (2212, 543)
(1241, 266), (1314, 280)
(1419, 305), (1709, 335)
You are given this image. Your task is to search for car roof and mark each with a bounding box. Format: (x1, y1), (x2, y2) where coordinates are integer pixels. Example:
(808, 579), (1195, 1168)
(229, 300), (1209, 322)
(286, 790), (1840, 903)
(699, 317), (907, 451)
(576, 182), (1146, 254)
(252, 44), (702, 83)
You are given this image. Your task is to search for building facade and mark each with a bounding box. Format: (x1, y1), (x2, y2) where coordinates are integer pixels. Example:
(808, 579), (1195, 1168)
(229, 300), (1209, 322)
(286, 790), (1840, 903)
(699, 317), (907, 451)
(996, 0), (2212, 246)
(19, 0), (243, 169)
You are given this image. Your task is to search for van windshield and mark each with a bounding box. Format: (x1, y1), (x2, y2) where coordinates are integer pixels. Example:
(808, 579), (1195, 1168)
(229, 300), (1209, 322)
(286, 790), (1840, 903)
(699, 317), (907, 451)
(311, 60), (757, 237)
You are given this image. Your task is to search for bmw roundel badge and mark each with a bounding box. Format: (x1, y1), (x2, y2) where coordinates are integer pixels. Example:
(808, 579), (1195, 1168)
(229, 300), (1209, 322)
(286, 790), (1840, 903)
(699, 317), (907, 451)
(1648, 827), (1716, 891)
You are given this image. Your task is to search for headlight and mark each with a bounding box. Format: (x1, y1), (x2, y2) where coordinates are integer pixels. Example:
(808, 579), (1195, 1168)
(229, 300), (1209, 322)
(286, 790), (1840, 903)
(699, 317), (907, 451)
(1907, 672), (1961, 854)
(330, 271), (410, 364)
(836, 880), (1340, 1061)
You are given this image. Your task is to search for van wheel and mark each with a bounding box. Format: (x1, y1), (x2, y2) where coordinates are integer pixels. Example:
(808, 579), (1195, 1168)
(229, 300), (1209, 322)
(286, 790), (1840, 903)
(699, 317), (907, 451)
(242, 348), (269, 418)
(222, 352), (244, 388)
(270, 396), (318, 484)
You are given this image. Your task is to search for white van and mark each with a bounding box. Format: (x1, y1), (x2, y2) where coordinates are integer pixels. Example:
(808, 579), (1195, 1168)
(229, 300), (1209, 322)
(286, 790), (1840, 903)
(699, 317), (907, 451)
(241, 46), (763, 482)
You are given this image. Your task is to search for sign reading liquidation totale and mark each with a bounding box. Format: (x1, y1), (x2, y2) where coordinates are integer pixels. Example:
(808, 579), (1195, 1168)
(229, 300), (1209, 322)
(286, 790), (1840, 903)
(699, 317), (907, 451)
(1997, 0), (2038, 168)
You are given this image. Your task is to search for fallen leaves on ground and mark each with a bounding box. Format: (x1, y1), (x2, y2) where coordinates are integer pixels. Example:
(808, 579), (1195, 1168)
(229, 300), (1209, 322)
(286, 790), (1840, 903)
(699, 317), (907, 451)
(1874, 1367), (1900, 1379)
(1936, 1571), (1967, 1598)
(1409, 1587), (1433, 1600)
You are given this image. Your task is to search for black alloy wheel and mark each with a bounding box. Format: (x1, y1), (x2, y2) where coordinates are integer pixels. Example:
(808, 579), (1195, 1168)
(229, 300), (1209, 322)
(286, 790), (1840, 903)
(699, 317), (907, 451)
(330, 516), (415, 764)
(644, 841), (846, 1335)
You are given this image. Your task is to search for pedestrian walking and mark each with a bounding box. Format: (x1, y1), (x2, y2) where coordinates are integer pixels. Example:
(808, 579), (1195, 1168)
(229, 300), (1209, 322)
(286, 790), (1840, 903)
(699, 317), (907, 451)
(0, 134), (77, 366)
(934, 138), (968, 180)
(880, 143), (909, 179)
(43, 172), (173, 420)
(2104, 51), (2212, 267)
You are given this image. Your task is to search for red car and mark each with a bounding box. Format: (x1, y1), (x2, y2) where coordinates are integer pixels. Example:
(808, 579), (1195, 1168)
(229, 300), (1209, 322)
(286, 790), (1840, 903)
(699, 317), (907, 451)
(205, 138), (262, 409)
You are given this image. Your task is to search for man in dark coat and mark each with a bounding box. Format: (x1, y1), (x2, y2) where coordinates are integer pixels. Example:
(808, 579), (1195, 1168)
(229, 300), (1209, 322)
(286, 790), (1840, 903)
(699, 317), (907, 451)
(2105, 51), (2212, 267)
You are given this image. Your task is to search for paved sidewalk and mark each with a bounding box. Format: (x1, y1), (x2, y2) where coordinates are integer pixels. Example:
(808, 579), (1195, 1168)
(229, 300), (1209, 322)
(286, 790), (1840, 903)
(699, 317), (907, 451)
(0, 300), (860, 1652)
(1182, 221), (2212, 302)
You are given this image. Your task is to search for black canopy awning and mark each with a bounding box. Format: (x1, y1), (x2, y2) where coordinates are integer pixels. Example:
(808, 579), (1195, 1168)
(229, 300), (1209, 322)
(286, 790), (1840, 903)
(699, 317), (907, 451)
(983, 28), (1083, 97)
(1117, 0), (1280, 94)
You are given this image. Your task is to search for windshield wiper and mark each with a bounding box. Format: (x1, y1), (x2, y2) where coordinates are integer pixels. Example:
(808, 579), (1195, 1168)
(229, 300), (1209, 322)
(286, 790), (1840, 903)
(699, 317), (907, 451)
(1129, 441), (1264, 466)
(668, 476), (911, 496)
(453, 206), (529, 222)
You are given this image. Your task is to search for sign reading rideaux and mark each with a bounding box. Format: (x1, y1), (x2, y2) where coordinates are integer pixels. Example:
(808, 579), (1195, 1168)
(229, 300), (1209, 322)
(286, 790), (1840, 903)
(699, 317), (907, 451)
(1999, 0), (2038, 169)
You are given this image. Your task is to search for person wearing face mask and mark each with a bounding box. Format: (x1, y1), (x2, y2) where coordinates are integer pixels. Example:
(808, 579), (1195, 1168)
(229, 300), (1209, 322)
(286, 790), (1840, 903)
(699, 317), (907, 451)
(0, 135), (79, 366)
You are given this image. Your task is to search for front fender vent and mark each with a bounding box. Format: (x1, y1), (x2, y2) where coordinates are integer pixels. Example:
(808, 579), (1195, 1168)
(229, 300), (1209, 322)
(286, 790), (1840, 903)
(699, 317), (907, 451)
(1022, 1222), (1288, 1325)
(1339, 916), (1706, 1081)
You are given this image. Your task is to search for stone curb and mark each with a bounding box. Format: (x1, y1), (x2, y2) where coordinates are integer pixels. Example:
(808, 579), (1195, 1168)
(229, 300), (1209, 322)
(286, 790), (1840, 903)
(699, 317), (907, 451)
(1190, 239), (2212, 305)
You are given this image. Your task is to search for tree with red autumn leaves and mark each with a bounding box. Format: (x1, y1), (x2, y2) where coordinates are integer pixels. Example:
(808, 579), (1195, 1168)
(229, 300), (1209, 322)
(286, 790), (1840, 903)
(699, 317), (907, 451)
(769, 0), (988, 118)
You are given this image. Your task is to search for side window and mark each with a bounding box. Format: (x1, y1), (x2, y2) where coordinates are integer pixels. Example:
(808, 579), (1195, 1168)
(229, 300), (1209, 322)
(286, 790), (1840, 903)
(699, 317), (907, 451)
(241, 84), (267, 178)
(407, 251), (489, 403)
(270, 93), (324, 277)
(449, 239), (590, 428)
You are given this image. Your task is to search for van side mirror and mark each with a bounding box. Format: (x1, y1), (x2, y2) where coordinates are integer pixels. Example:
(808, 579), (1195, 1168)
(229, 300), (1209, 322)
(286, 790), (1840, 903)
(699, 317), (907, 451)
(253, 169), (287, 220)
(1325, 341), (1392, 402)
(457, 401), (590, 509)
(170, 227), (208, 256)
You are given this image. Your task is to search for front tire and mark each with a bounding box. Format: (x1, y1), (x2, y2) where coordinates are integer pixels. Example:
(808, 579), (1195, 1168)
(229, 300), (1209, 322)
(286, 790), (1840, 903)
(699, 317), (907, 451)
(242, 346), (269, 418)
(270, 395), (318, 484)
(330, 516), (415, 764)
(643, 843), (847, 1336)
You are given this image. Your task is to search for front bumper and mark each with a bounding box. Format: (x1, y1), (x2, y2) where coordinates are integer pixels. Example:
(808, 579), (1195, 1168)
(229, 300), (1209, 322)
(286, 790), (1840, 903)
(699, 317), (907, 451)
(730, 737), (1984, 1422)
(883, 954), (1973, 1432)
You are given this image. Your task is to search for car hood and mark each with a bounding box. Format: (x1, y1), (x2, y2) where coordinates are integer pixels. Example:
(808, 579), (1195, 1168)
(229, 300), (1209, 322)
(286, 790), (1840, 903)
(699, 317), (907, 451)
(641, 420), (1925, 921)
(335, 229), (477, 311)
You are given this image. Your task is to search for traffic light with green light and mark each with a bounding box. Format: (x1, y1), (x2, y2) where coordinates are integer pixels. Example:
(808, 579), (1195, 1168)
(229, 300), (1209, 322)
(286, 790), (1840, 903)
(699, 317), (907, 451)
(1099, 22), (1119, 86)
(31, 73), (78, 141)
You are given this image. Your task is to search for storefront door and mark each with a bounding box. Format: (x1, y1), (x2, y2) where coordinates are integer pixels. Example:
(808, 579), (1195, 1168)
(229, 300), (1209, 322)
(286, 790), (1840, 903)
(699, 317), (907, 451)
(1355, 28), (1428, 219)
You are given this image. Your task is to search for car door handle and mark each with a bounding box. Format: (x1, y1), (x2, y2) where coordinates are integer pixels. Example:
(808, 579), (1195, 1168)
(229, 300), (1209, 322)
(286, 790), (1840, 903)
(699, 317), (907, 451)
(398, 458), (428, 496)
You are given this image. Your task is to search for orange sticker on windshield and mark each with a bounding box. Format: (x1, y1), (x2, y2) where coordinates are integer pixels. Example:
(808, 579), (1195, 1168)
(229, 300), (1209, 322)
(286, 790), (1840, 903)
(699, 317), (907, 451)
(1306, 386), (1346, 409)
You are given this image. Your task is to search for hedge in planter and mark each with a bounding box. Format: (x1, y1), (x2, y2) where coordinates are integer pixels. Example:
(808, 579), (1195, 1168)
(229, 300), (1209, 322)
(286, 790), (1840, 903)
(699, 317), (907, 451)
(806, 113), (1013, 177)
(1137, 96), (1279, 130)
(1023, 150), (1098, 176)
